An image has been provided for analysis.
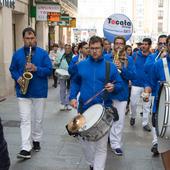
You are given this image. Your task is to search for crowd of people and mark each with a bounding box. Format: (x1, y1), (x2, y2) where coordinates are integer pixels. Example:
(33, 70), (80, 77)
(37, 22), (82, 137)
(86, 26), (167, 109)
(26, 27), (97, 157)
(0, 26), (170, 170)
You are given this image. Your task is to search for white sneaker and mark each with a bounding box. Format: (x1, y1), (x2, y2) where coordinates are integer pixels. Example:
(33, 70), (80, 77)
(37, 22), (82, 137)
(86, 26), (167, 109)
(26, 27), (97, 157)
(60, 104), (65, 111)
(66, 105), (72, 111)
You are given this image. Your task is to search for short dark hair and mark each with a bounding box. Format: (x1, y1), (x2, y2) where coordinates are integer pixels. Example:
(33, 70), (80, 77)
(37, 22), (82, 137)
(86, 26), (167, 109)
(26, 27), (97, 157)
(143, 38), (152, 46)
(125, 45), (132, 51)
(22, 27), (36, 38)
(89, 36), (103, 46)
(53, 43), (59, 48)
(78, 41), (88, 50)
(114, 36), (126, 45)
(158, 34), (167, 42)
(166, 35), (170, 44)
(136, 42), (142, 46)
(103, 38), (111, 44)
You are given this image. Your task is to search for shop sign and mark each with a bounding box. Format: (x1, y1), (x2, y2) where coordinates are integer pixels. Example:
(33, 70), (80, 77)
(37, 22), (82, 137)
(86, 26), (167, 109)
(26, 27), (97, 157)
(47, 12), (60, 22)
(36, 4), (60, 21)
(0, 0), (15, 8)
(70, 17), (76, 28)
(57, 20), (70, 26)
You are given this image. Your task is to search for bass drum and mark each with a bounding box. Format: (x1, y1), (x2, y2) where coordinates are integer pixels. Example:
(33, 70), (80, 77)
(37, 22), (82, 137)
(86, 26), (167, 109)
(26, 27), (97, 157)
(78, 104), (113, 141)
(156, 83), (170, 139)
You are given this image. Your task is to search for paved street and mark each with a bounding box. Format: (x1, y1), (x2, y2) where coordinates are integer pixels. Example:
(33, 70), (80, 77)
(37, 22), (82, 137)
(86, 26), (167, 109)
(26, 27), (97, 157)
(0, 80), (164, 170)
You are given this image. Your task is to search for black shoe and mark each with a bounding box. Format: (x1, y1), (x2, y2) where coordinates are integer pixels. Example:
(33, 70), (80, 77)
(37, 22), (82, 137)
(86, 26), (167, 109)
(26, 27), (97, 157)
(17, 150), (31, 159)
(151, 144), (159, 156)
(143, 124), (151, 132)
(89, 165), (93, 170)
(130, 118), (135, 126)
(33, 141), (41, 152)
(52, 84), (57, 88)
(140, 112), (143, 117)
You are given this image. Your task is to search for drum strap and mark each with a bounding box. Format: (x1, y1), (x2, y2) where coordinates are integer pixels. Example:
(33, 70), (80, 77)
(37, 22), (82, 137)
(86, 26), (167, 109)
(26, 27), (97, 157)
(162, 58), (170, 83)
(103, 61), (110, 100)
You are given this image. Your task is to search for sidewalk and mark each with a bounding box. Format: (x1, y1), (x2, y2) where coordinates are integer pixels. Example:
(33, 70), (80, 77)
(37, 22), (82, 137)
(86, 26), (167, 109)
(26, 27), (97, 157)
(0, 80), (164, 170)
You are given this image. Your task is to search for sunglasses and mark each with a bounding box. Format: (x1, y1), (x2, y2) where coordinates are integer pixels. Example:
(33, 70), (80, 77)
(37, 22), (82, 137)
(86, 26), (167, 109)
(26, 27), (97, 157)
(158, 42), (166, 46)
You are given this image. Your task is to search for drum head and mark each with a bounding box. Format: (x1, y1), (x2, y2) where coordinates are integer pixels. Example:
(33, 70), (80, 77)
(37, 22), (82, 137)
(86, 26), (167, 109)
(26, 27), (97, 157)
(157, 84), (170, 137)
(55, 69), (69, 76)
(79, 104), (104, 131)
(157, 86), (165, 135)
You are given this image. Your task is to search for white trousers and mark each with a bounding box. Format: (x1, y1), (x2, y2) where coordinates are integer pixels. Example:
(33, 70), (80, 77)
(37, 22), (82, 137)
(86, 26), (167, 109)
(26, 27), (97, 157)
(110, 100), (127, 149)
(151, 96), (158, 145)
(18, 98), (46, 151)
(130, 86), (151, 126)
(80, 133), (108, 170)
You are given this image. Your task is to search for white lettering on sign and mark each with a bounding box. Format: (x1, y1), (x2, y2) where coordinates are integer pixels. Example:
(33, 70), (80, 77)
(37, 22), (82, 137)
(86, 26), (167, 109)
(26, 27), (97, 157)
(36, 4), (61, 21)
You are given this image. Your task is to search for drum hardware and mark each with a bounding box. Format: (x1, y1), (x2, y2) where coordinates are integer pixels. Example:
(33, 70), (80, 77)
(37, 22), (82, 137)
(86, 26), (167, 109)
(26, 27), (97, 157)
(66, 104), (115, 141)
(67, 114), (86, 133)
(156, 83), (170, 138)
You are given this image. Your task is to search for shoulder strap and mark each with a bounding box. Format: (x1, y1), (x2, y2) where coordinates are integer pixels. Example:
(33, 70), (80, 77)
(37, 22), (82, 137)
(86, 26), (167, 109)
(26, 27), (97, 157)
(162, 58), (170, 83)
(58, 54), (64, 68)
(103, 61), (110, 100)
(105, 61), (110, 84)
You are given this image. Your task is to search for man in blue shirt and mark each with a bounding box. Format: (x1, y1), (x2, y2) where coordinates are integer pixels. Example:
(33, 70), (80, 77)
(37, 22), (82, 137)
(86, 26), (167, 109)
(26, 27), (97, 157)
(9, 27), (52, 159)
(69, 36), (122, 170)
(130, 38), (152, 132)
(144, 35), (170, 169)
(144, 34), (167, 156)
(105, 36), (136, 156)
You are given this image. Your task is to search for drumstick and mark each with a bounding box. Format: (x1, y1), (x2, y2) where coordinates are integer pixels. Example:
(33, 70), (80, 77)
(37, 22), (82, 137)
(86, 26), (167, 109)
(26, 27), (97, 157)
(84, 81), (115, 105)
(84, 88), (106, 105)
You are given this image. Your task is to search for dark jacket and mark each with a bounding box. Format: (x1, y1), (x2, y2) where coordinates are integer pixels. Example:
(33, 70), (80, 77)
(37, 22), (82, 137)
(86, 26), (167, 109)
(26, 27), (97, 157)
(0, 117), (10, 170)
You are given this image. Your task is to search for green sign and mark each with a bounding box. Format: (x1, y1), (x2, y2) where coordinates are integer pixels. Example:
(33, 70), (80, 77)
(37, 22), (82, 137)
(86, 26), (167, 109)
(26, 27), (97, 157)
(35, 0), (59, 4)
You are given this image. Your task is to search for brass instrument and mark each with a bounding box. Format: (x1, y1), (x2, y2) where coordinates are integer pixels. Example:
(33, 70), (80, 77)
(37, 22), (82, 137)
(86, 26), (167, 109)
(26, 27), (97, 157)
(114, 47), (128, 73)
(20, 46), (33, 95)
(155, 46), (167, 62)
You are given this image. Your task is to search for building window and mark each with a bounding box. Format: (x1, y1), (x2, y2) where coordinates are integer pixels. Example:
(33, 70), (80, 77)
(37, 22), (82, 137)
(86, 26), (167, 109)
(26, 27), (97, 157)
(158, 0), (163, 7)
(158, 22), (163, 32)
(158, 10), (163, 19)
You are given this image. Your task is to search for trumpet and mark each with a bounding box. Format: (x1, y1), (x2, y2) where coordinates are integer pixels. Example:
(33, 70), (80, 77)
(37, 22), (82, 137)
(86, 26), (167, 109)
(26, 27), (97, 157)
(155, 46), (167, 62)
(114, 47), (128, 73)
(20, 46), (33, 95)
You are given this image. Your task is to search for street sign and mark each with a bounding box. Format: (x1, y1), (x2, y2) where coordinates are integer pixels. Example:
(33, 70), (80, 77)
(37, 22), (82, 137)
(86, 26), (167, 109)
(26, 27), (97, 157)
(47, 12), (60, 22)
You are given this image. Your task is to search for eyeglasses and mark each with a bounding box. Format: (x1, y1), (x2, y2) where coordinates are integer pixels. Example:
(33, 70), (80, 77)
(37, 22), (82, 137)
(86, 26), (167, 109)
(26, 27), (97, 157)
(158, 42), (166, 46)
(24, 37), (35, 40)
(114, 42), (124, 45)
(83, 47), (89, 49)
(90, 47), (102, 51)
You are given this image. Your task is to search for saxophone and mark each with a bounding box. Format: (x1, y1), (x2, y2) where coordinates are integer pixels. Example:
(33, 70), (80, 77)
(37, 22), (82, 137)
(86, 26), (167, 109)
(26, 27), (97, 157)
(20, 46), (33, 95)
